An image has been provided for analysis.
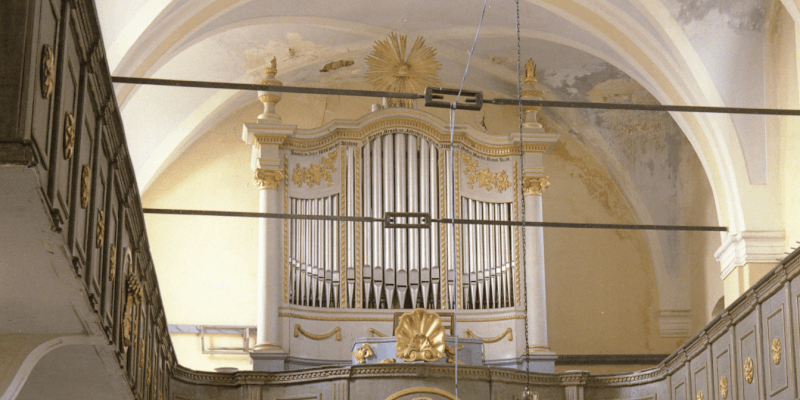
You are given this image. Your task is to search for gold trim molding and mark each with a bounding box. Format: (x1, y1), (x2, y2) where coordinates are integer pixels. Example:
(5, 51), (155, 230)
(293, 324), (342, 341)
(462, 154), (510, 193)
(368, 328), (388, 337)
(523, 176), (549, 196)
(254, 169), (284, 190)
(292, 151), (337, 188)
(464, 328), (513, 343)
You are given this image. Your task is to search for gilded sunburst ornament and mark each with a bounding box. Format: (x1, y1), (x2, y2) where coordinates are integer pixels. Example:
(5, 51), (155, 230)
(365, 33), (441, 107)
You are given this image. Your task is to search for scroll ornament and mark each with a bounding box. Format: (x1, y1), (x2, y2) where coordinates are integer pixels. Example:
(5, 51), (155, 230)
(253, 169), (284, 190)
(353, 343), (374, 364)
(40, 44), (55, 99)
(772, 338), (781, 365)
(81, 165), (91, 208)
(395, 308), (446, 362)
(292, 151), (338, 188)
(64, 112), (75, 160)
(462, 154), (511, 193)
(122, 273), (143, 348)
(523, 176), (549, 196)
(744, 357), (754, 384)
(95, 209), (105, 248)
(108, 244), (117, 282)
(720, 375), (728, 399)
(293, 324), (341, 341)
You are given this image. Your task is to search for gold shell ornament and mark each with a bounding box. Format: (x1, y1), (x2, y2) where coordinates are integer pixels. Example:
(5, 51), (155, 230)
(395, 308), (446, 362)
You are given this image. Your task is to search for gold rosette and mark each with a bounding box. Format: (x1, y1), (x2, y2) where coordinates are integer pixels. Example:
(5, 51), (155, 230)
(395, 308), (446, 362)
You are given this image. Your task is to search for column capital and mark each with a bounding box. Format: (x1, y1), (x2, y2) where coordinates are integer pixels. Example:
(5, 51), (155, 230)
(523, 176), (549, 196)
(254, 169), (284, 190)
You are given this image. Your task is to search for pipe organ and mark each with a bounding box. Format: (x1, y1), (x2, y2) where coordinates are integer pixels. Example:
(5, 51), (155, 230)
(283, 111), (521, 311)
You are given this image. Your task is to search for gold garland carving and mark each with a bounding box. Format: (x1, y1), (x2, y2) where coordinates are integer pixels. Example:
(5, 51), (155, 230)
(95, 209), (105, 248)
(293, 324), (341, 341)
(340, 146), (347, 307)
(720, 375), (728, 399)
(696, 391), (703, 400)
(461, 154), (510, 193)
(146, 360), (152, 384)
(772, 338), (781, 365)
(365, 33), (441, 108)
(64, 112), (75, 160)
(454, 152), (462, 309)
(253, 169), (284, 190)
(80, 164), (91, 208)
(292, 151), (337, 188)
(368, 328), (388, 337)
(283, 154), (289, 303)
(744, 357), (754, 384)
(108, 243), (117, 282)
(122, 273), (143, 348)
(513, 162), (521, 306)
(464, 328), (513, 343)
(139, 335), (145, 367)
(522, 176), (549, 196)
(40, 44), (55, 99)
(353, 343), (374, 364)
(438, 151), (447, 308)
(355, 147), (362, 308)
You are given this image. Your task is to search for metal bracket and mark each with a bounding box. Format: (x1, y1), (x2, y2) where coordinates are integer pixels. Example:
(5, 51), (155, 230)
(424, 87), (483, 111)
(384, 212), (431, 229)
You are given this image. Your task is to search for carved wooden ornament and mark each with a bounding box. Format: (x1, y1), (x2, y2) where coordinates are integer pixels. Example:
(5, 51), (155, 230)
(64, 112), (75, 160)
(95, 209), (105, 248)
(80, 165), (91, 208)
(40, 44), (54, 99)
(744, 357), (754, 384)
(719, 375), (728, 399)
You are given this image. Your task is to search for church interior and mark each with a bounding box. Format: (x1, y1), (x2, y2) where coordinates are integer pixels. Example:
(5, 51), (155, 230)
(3, 0), (800, 399)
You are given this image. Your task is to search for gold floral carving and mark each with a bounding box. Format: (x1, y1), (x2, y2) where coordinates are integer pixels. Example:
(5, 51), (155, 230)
(444, 343), (464, 364)
(464, 328), (513, 344)
(293, 324), (342, 341)
(744, 357), (754, 384)
(64, 112), (75, 160)
(395, 309), (446, 362)
(523, 176), (549, 196)
(720, 375), (728, 399)
(139, 335), (145, 367)
(772, 338), (781, 365)
(253, 169), (284, 190)
(95, 209), (105, 248)
(122, 273), (143, 348)
(80, 164), (91, 208)
(108, 243), (117, 282)
(368, 328), (388, 337)
(292, 151), (337, 188)
(353, 343), (374, 364)
(696, 390), (703, 400)
(40, 44), (55, 99)
(365, 33), (441, 108)
(461, 154), (510, 193)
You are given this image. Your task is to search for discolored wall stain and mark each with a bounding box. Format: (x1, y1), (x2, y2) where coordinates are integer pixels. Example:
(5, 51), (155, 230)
(671, 0), (766, 31)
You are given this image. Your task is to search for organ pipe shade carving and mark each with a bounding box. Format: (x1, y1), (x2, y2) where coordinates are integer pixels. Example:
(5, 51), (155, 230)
(286, 131), (518, 310)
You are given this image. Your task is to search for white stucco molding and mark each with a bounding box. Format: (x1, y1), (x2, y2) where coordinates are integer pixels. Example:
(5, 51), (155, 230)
(658, 310), (692, 337)
(715, 231), (786, 279)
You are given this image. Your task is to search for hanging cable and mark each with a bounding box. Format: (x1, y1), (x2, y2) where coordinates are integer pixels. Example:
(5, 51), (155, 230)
(515, 0), (534, 397)
(449, 0), (488, 398)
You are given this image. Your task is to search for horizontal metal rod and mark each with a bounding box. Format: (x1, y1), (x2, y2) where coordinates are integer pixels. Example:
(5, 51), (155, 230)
(113, 76), (800, 116)
(143, 208), (727, 231)
(112, 76), (423, 99)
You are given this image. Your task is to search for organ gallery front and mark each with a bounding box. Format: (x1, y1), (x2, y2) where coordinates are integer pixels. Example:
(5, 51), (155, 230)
(241, 36), (558, 373)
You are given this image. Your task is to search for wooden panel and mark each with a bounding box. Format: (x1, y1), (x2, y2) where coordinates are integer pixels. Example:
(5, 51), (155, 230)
(736, 312), (762, 400)
(761, 289), (790, 399)
(712, 331), (736, 400)
(692, 349), (712, 400)
(674, 365), (690, 400)
(101, 159), (118, 335)
(85, 120), (108, 309)
(28, 0), (62, 171)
